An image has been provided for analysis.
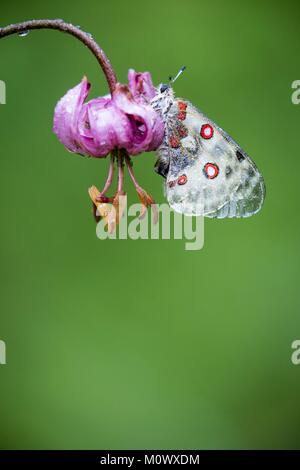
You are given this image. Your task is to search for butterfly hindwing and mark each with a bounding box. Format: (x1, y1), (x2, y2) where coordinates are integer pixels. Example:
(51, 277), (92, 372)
(155, 97), (265, 218)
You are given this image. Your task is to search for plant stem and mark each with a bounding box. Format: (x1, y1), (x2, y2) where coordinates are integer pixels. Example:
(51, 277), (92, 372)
(117, 151), (124, 194)
(124, 153), (142, 192)
(97, 153), (115, 200)
(0, 19), (117, 93)
(124, 152), (158, 223)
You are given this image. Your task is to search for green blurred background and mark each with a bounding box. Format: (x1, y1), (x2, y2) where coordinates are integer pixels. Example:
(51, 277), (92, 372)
(0, 0), (299, 450)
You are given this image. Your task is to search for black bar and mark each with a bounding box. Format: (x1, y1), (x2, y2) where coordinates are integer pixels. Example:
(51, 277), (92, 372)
(0, 450), (297, 466)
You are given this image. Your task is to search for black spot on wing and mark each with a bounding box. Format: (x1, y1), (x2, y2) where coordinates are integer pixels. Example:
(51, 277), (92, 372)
(154, 157), (169, 179)
(248, 166), (255, 177)
(236, 150), (246, 162)
(225, 166), (232, 178)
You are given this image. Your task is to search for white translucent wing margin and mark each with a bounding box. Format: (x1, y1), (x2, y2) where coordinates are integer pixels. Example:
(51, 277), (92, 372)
(206, 156), (265, 218)
(206, 118), (266, 218)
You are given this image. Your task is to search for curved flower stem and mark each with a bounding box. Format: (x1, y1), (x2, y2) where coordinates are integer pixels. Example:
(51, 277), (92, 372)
(0, 19), (117, 93)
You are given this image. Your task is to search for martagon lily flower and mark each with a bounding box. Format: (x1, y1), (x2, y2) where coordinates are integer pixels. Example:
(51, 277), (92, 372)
(0, 19), (164, 230)
(53, 73), (163, 157)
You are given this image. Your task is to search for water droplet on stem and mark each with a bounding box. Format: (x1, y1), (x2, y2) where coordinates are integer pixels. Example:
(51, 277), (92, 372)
(18, 30), (29, 37)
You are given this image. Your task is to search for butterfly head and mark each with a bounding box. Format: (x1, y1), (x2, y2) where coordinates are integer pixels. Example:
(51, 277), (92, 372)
(159, 83), (170, 94)
(151, 66), (186, 116)
(157, 82), (175, 101)
(151, 83), (174, 116)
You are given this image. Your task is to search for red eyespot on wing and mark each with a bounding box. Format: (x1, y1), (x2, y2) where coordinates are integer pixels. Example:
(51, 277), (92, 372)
(204, 163), (219, 179)
(168, 180), (177, 188)
(169, 135), (181, 148)
(177, 102), (187, 121)
(177, 175), (188, 185)
(200, 124), (214, 139)
(178, 125), (188, 138)
(177, 101), (187, 111)
(177, 111), (186, 121)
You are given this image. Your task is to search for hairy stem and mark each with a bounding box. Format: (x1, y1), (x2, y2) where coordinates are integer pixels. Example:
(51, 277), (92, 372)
(0, 19), (117, 93)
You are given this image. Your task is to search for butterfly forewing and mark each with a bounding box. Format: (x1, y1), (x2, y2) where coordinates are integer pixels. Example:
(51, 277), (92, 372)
(155, 95), (265, 218)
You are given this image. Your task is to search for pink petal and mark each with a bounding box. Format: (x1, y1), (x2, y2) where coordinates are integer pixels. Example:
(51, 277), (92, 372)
(80, 97), (130, 157)
(113, 84), (164, 154)
(128, 69), (157, 102)
(53, 77), (91, 154)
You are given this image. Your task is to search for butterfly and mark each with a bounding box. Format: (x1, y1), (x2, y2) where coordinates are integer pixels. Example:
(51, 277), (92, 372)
(151, 68), (265, 218)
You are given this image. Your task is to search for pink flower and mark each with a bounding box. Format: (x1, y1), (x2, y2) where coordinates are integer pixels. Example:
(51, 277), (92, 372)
(53, 70), (164, 158)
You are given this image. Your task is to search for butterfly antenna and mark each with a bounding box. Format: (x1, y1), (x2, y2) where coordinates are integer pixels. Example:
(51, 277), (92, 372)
(169, 66), (186, 84)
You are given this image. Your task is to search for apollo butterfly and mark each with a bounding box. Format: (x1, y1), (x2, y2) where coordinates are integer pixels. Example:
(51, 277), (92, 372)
(151, 67), (265, 218)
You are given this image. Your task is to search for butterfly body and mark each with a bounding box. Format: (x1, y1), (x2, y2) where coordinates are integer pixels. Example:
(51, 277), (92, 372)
(151, 85), (265, 218)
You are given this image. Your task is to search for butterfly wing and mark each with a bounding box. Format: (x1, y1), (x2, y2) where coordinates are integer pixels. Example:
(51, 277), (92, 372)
(155, 99), (265, 218)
